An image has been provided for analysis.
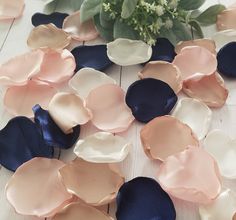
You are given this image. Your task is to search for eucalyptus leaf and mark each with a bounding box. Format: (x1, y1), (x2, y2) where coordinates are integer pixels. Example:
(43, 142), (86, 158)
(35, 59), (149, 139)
(70, 0), (84, 10)
(179, 0), (205, 10)
(100, 6), (114, 28)
(159, 28), (178, 46)
(80, 0), (102, 23)
(189, 20), (204, 38)
(172, 20), (192, 42)
(121, 0), (138, 19)
(196, 4), (226, 26)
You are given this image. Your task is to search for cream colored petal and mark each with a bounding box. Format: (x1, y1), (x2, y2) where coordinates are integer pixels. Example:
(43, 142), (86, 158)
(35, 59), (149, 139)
(0, 0), (25, 20)
(217, 8), (236, 31)
(212, 29), (236, 50)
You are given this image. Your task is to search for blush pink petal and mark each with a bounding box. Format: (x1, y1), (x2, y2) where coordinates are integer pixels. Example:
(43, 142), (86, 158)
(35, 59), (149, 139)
(217, 8), (236, 31)
(48, 92), (92, 134)
(157, 146), (222, 204)
(0, 50), (44, 86)
(59, 158), (125, 206)
(4, 80), (57, 117)
(62, 10), (99, 41)
(175, 39), (216, 54)
(32, 49), (76, 84)
(140, 116), (199, 161)
(0, 0), (25, 20)
(5, 158), (72, 218)
(27, 24), (71, 50)
(183, 72), (228, 108)
(173, 46), (217, 80)
(86, 84), (134, 133)
(139, 61), (182, 93)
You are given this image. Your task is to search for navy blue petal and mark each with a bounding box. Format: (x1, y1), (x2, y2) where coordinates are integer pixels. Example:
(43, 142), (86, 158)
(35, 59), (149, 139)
(71, 45), (113, 72)
(217, 42), (236, 78)
(0, 116), (53, 172)
(125, 78), (178, 123)
(33, 104), (80, 149)
(31, 12), (69, 28)
(116, 177), (176, 220)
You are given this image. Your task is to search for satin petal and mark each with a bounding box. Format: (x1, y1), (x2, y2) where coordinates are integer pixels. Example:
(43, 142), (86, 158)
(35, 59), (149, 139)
(6, 158), (72, 217)
(217, 8), (236, 31)
(140, 116), (199, 161)
(59, 158), (124, 206)
(0, 0), (25, 20)
(4, 80), (57, 118)
(157, 146), (222, 204)
(212, 29), (236, 50)
(86, 84), (134, 133)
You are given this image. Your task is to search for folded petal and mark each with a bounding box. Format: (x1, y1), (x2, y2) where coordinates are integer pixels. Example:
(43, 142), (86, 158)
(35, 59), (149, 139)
(86, 84), (134, 133)
(59, 158), (124, 206)
(6, 158), (72, 217)
(183, 72), (228, 107)
(212, 29), (236, 50)
(0, 0), (25, 20)
(140, 116), (199, 161)
(217, 8), (236, 31)
(157, 146), (222, 204)
(4, 80), (57, 118)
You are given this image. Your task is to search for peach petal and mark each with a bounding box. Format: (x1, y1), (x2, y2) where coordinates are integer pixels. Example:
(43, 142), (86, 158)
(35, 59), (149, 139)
(217, 8), (236, 31)
(157, 146), (222, 204)
(27, 24), (71, 50)
(4, 80), (57, 117)
(86, 84), (134, 133)
(0, 0), (25, 20)
(140, 116), (199, 161)
(139, 61), (182, 93)
(59, 158), (124, 206)
(0, 50), (44, 86)
(62, 10), (99, 41)
(5, 158), (72, 217)
(183, 72), (228, 108)
(52, 202), (113, 220)
(175, 39), (216, 54)
(173, 46), (217, 80)
(69, 68), (116, 99)
(48, 92), (92, 134)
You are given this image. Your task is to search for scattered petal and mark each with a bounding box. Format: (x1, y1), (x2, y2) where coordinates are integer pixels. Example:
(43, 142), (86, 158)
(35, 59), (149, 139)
(125, 78), (178, 123)
(173, 46), (217, 80)
(183, 72), (228, 107)
(116, 177), (176, 220)
(217, 8), (236, 31)
(172, 98), (212, 140)
(69, 67), (116, 99)
(139, 61), (182, 93)
(107, 38), (152, 66)
(27, 24), (71, 50)
(212, 29), (236, 50)
(4, 80), (57, 118)
(59, 158), (124, 206)
(0, 0), (25, 20)
(62, 10), (99, 41)
(140, 116), (199, 161)
(6, 158), (72, 217)
(48, 92), (92, 134)
(86, 84), (134, 133)
(157, 146), (222, 204)
(74, 132), (131, 163)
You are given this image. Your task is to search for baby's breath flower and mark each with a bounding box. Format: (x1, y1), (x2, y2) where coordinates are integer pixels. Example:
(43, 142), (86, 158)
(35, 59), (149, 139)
(147, 38), (156, 45)
(159, 0), (167, 6)
(156, 5), (164, 16)
(169, 0), (179, 9)
(165, 18), (173, 29)
(103, 3), (111, 12)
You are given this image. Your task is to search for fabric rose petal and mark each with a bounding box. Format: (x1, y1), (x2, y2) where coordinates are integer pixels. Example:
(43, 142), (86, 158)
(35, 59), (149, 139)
(172, 98), (212, 140)
(140, 116), (199, 161)
(74, 132), (131, 163)
(157, 146), (222, 204)
(86, 84), (134, 133)
(183, 72), (228, 108)
(62, 10), (99, 41)
(0, 0), (25, 20)
(69, 68), (116, 99)
(52, 202), (114, 220)
(48, 92), (92, 134)
(204, 130), (236, 179)
(4, 80), (57, 117)
(6, 158), (72, 217)
(116, 177), (176, 220)
(173, 46), (217, 80)
(125, 78), (178, 123)
(59, 158), (124, 206)
(27, 24), (71, 50)
(107, 38), (152, 66)
(217, 8), (236, 31)
(139, 61), (182, 93)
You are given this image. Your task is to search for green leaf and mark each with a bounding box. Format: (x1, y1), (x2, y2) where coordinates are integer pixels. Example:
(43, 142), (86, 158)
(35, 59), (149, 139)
(196, 4), (226, 26)
(100, 6), (114, 28)
(159, 28), (178, 45)
(70, 0), (84, 10)
(80, 0), (102, 23)
(179, 0), (205, 10)
(121, 0), (138, 19)
(172, 20), (192, 43)
(189, 20), (204, 38)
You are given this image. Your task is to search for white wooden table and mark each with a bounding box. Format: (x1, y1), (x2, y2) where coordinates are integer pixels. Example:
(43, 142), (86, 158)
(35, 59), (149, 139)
(0, 0), (236, 219)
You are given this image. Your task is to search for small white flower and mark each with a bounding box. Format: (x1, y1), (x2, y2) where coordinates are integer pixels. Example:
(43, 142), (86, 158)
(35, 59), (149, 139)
(156, 5), (164, 16)
(169, 0), (179, 9)
(147, 38), (156, 45)
(165, 18), (173, 29)
(159, 0), (167, 6)
(103, 3), (111, 12)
